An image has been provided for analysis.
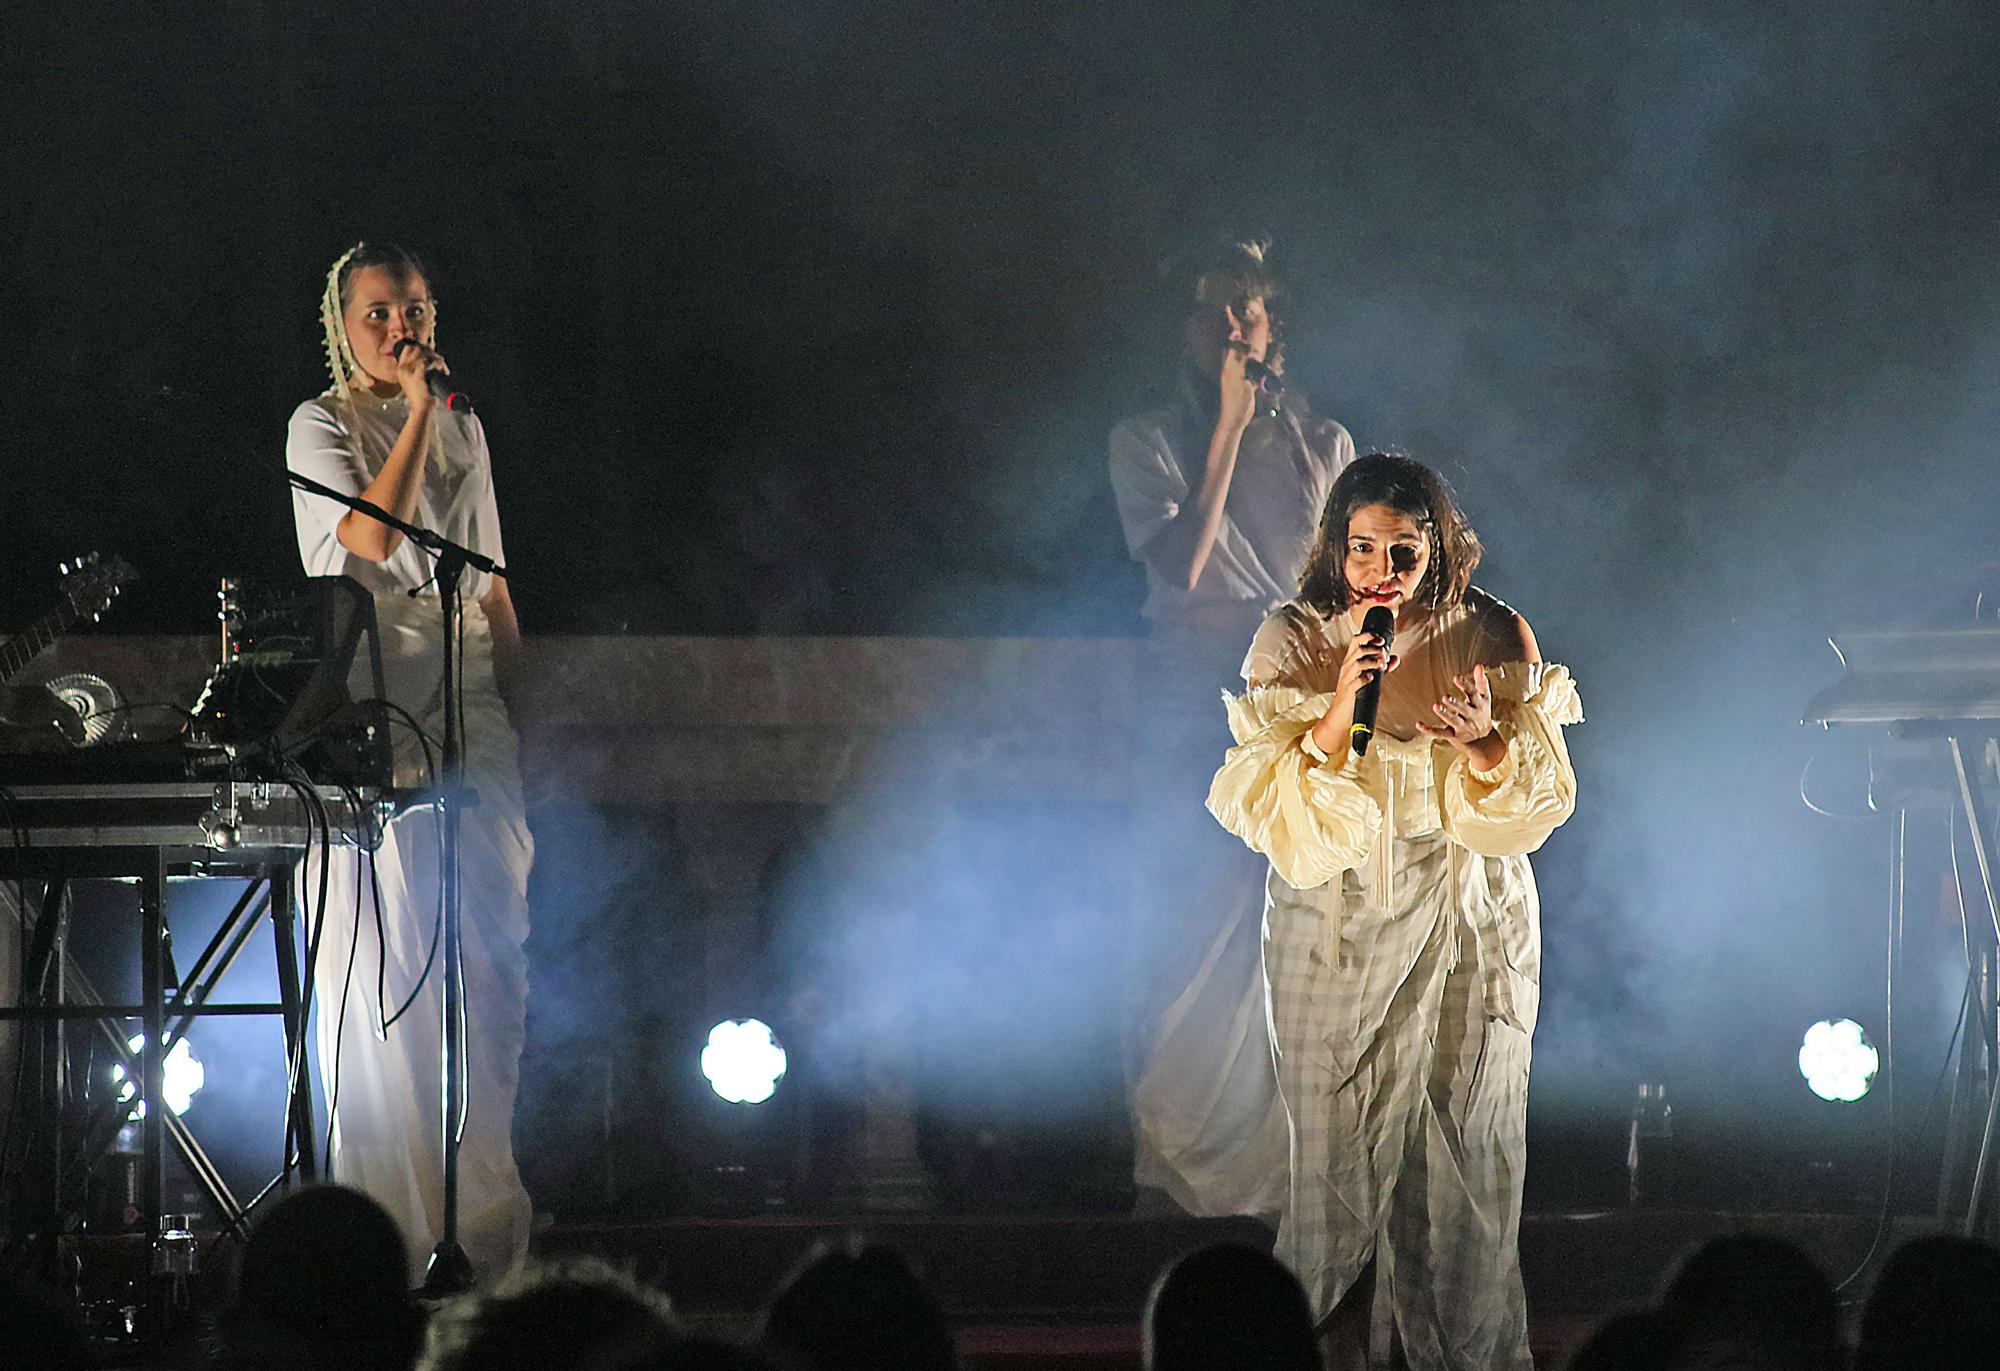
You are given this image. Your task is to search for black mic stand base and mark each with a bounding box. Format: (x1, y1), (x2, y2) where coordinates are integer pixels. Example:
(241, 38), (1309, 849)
(422, 1238), (477, 1298)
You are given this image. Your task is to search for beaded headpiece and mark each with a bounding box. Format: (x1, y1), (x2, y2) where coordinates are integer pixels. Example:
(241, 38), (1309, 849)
(320, 241), (366, 398)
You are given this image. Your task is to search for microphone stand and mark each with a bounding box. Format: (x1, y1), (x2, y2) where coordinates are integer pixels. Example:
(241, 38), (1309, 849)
(286, 470), (504, 1296)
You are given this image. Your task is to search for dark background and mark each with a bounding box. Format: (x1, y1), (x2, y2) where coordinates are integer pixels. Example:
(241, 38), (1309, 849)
(8, 3), (2000, 1211)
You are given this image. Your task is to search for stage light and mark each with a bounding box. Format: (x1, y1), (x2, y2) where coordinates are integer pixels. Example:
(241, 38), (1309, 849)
(1798, 1019), (1878, 1102)
(113, 1034), (206, 1117)
(700, 1019), (787, 1105)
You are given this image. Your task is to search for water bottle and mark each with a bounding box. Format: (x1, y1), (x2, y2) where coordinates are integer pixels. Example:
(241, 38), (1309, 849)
(1626, 1082), (1674, 1206)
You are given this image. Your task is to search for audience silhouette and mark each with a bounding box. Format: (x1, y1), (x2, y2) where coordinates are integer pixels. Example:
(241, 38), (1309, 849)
(207, 1183), (421, 1371)
(417, 1255), (680, 1371)
(1143, 1242), (1318, 1371)
(758, 1238), (959, 1371)
(1853, 1233), (2000, 1371)
(17, 1177), (2000, 1371)
(1655, 1233), (1842, 1371)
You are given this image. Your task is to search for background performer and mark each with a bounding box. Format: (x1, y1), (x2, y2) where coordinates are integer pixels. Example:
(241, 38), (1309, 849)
(1109, 241), (1354, 1214)
(1208, 454), (1580, 1369)
(287, 241), (533, 1281)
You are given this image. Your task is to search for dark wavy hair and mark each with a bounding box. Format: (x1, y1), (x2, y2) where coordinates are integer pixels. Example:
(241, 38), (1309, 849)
(1181, 238), (1288, 376)
(1299, 453), (1483, 616)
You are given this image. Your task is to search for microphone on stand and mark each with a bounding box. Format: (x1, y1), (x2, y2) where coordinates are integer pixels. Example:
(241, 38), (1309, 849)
(1350, 605), (1396, 757)
(392, 339), (474, 413)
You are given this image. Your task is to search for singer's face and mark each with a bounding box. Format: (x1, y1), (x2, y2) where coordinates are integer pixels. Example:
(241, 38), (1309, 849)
(343, 265), (437, 391)
(1344, 504), (1430, 618)
(1187, 294), (1273, 378)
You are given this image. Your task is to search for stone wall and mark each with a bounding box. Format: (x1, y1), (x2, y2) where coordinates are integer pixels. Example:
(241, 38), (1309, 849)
(18, 633), (1143, 802)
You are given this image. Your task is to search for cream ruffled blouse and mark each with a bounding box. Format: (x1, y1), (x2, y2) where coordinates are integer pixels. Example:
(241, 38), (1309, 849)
(1204, 593), (1583, 1031)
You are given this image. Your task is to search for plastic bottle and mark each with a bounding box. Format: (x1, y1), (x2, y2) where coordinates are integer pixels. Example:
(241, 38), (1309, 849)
(1626, 1082), (1674, 1206)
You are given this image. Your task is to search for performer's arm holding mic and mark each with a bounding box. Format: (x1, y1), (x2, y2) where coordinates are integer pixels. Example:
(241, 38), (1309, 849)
(1142, 302), (1273, 590)
(326, 268), (449, 562)
(1307, 614), (1399, 762)
(1174, 324), (1265, 590)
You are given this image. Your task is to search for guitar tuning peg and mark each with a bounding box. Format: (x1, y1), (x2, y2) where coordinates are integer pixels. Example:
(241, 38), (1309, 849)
(58, 560), (71, 575)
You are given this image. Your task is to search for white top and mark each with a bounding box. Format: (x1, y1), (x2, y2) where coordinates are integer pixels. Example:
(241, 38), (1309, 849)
(1109, 398), (1352, 628)
(286, 391), (507, 602)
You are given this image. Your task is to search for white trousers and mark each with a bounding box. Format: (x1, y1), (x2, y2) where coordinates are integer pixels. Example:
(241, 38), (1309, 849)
(303, 594), (533, 1283)
(1127, 628), (1288, 1217)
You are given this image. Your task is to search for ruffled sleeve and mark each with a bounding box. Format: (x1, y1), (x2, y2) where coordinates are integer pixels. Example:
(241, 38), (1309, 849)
(1440, 662), (1583, 858)
(1206, 683), (1384, 890)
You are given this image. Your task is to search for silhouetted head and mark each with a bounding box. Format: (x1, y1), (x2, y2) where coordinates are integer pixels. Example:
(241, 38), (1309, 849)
(1658, 1234), (1841, 1371)
(419, 1257), (680, 1371)
(1565, 1308), (1671, 1371)
(235, 1183), (406, 1308)
(215, 1184), (419, 1370)
(1143, 1243), (1318, 1371)
(1854, 1234), (2000, 1371)
(759, 1239), (957, 1371)
(625, 1337), (781, 1371)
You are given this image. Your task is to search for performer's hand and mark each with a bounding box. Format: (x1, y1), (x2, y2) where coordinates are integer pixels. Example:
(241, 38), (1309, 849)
(1309, 628), (1397, 755)
(1216, 309), (1260, 435)
(1336, 628), (1398, 704)
(1417, 664), (1502, 761)
(393, 339), (448, 411)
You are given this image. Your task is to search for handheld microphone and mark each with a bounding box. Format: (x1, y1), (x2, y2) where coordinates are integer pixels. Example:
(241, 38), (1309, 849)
(1244, 357), (1284, 397)
(1349, 605), (1396, 757)
(392, 339), (473, 413)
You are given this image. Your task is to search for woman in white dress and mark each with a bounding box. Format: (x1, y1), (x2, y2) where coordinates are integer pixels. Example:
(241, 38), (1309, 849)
(1207, 454), (1581, 1369)
(286, 241), (534, 1282)
(1109, 242), (1352, 1217)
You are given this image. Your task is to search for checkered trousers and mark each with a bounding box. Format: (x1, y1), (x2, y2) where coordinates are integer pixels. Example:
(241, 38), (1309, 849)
(1264, 827), (1536, 1371)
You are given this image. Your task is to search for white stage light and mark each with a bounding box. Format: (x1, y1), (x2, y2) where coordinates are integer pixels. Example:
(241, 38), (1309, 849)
(1798, 1019), (1878, 1102)
(113, 1034), (206, 1118)
(700, 1019), (787, 1104)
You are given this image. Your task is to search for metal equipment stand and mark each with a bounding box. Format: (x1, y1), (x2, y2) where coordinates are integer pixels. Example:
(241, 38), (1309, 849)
(0, 819), (332, 1333)
(1803, 621), (2000, 1239)
(1941, 735), (2000, 1234)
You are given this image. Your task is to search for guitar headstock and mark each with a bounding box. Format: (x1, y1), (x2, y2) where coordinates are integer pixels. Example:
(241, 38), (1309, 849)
(56, 553), (140, 624)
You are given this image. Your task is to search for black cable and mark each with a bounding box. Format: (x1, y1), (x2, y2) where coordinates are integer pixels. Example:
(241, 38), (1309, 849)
(379, 827), (445, 1035)
(369, 831), (392, 1040)
(353, 697), (441, 788)
(379, 594), (459, 1036)
(280, 773), (334, 1176)
(324, 822), (366, 1171)
(1834, 809), (1906, 1297)
(372, 586), (462, 1043)
(1800, 734), (1874, 821)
